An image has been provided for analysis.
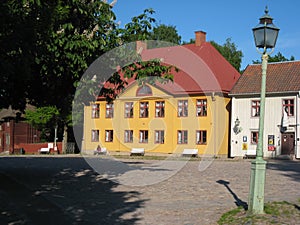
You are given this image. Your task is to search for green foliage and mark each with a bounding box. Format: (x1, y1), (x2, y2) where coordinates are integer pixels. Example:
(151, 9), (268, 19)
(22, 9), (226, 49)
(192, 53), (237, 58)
(149, 24), (182, 47)
(210, 38), (243, 72)
(25, 106), (59, 129)
(252, 52), (295, 64)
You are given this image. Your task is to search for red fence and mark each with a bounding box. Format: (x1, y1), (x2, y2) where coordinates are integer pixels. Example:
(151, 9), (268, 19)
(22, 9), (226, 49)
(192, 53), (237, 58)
(13, 142), (62, 154)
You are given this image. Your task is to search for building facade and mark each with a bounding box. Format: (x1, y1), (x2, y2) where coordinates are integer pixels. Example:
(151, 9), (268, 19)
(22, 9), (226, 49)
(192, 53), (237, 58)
(230, 61), (300, 159)
(83, 31), (240, 156)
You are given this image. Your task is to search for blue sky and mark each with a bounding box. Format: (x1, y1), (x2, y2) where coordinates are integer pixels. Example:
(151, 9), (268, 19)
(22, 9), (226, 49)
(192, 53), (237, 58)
(112, 0), (300, 70)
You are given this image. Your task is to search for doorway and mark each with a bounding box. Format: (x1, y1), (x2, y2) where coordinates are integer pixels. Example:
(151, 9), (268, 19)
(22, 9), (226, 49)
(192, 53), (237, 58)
(281, 132), (295, 155)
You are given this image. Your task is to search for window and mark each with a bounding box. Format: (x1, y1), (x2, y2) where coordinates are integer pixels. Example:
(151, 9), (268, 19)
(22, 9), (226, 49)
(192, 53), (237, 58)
(177, 130), (188, 144)
(155, 101), (165, 117)
(196, 99), (207, 116)
(124, 102), (134, 118)
(124, 130), (133, 143)
(251, 131), (259, 144)
(139, 130), (148, 143)
(178, 100), (188, 117)
(91, 130), (99, 142)
(196, 130), (207, 144)
(139, 102), (149, 118)
(136, 85), (152, 96)
(283, 99), (294, 116)
(105, 130), (113, 142)
(251, 100), (260, 117)
(155, 130), (164, 144)
(106, 103), (114, 118)
(5, 133), (10, 146)
(91, 103), (100, 118)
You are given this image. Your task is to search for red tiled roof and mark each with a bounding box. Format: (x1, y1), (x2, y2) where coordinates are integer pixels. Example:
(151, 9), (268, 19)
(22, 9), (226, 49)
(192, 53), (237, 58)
(140, 42), (240, 95)
(230, 61), (300, 95)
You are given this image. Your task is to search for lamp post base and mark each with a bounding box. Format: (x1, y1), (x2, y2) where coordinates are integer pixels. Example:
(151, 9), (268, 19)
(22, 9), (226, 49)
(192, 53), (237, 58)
(248, 158), (267, 214)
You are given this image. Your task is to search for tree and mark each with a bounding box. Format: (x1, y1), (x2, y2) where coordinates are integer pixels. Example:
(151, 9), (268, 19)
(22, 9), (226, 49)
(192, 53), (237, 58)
(252, 52), (295, 64)
(149, 24), (182, 46)
(210, 38), (243, 72)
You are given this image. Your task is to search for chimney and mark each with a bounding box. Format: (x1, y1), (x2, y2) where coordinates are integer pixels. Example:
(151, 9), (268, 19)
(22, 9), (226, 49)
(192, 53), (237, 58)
(195, 31), (206, 46)
(136, 41), (147, 54)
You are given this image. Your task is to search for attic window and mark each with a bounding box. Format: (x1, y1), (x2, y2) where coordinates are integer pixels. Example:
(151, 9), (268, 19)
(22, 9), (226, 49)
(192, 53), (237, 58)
(136, 85), (152, 96)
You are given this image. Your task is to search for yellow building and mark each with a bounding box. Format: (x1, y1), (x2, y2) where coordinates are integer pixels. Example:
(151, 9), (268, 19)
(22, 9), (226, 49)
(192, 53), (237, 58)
(83, 31), (240, 157)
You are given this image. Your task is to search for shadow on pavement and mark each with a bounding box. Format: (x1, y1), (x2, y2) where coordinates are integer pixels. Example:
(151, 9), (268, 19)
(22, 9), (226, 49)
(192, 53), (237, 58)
(0, 157), (148, 225)
(266, 160), (300, 182)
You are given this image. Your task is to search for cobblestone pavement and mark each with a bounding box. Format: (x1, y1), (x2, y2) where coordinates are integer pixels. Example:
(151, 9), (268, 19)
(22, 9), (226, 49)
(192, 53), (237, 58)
(0, 156), (299, 225)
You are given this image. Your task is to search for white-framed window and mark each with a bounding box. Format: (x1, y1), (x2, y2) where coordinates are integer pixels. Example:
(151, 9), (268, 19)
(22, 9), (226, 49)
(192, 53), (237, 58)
(106, 103), (114, 118)
(105, 130), (113, 142)
(196, 99), (207, 116)
(196, 130), (207, 145)
(124, 130), (133, 143)
(139, 130), (148, 143)
(155, 130), (164, 144)
(251, 100), (260, 117)
(139, 102), (149, 118)
(91, 103), (100, 118)
(91, 130), (99, 142)
(178, 100), (188, 117)
(155, 101), (165, 118)
(177, 130), (188, 144)
(251, 131), (259, 144)
(124, 102), (134, 118)
(283, 99), (294, 116)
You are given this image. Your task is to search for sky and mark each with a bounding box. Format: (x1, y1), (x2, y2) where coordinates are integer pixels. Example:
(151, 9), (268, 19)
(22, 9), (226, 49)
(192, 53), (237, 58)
(112, 0), (300, 70)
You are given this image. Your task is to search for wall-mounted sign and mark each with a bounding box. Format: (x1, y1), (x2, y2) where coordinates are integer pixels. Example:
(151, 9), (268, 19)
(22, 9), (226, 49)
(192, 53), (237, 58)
(268, 135), (275, 151)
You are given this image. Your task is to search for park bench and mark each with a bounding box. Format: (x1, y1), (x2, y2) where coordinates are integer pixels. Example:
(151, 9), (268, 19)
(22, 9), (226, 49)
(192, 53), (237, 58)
(39, 143), (53, 154)
(130, 148), (145, 156)
(94, 147), (107, 155)
(182, 148), (198, 157)
(243, 150), (256, 159)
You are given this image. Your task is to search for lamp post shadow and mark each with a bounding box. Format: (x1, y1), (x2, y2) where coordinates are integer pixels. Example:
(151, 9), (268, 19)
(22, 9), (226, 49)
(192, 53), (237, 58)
(217, 180), (248, 210)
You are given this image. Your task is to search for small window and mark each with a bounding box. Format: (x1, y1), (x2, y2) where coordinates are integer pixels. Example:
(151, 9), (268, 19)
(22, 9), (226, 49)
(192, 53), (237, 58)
(155, 101), (165, 118)
(139, 130), (148, 143)
(155, 130), (164, 144)
(136, 85), (152, 96)
(178, 100), (188, 117)
(124, 130), (133, 143)
(251, 131), (259, 144)
(251, 100), (260, 117)
(283, 99), (294, 116)
(91, 130), (99, 142)
(106, 103), (114, 118)
(196, 130), (207, 145)
(178, 130), (188, 144)
(139, 102), (149, 118)
(196, 99), (207, 117)
(124, 102), (134, 118)
(105, 130), (113, 142)
(91, 103), (100, 118)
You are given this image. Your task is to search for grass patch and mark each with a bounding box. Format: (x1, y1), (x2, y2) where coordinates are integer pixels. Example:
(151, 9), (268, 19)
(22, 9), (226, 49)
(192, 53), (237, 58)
(218, 200), (300, 225)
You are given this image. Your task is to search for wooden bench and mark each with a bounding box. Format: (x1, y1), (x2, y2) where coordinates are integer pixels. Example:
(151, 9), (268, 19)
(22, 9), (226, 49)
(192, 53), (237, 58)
(182, 149), (198, 157)
(94, 147), (107, 155)
(244, 150), (256, 159)
(130, 148), (145, 156)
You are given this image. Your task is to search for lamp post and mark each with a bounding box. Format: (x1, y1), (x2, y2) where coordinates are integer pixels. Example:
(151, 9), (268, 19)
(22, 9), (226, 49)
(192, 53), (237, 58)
(248, 6), (279, 214)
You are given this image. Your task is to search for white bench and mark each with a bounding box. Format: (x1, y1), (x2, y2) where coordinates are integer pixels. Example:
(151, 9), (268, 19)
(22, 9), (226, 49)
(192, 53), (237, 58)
(39, 143), (53, 154)
(244, 150), (256, 159)
(39, 147), (50, 154)
(182, 149), (198, 157)
(94, 147), (107, 155)
(130, 148), (145, 156)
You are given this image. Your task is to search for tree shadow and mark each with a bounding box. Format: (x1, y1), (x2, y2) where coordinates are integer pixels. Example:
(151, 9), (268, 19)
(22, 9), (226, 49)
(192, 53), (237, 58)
(266, 160), (300, 182)
(0, 157), (148, 225)
(216, 180), (248, 210)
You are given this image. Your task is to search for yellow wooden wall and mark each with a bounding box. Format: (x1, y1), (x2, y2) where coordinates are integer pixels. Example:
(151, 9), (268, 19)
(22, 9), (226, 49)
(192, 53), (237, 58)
(83, 83), (230, 156)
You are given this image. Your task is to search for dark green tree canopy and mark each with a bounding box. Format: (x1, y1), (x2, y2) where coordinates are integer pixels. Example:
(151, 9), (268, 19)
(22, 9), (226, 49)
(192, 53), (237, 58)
(150, 24), (182, 45)
(252, 52), (295, 64)
(210, 38), (243, 72)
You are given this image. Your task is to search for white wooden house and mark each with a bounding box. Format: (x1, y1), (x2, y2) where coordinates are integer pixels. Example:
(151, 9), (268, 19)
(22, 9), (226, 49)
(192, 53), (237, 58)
(229, 61), (300, 159)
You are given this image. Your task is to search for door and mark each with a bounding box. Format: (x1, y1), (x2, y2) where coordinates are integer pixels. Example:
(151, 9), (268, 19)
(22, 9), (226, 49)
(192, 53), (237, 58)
(281, 132), (295, 155)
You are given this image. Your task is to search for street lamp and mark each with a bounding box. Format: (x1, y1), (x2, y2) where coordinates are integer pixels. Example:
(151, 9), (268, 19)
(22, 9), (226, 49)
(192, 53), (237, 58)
(248, 6), (279, 214)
